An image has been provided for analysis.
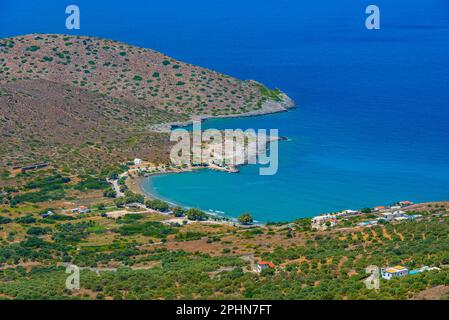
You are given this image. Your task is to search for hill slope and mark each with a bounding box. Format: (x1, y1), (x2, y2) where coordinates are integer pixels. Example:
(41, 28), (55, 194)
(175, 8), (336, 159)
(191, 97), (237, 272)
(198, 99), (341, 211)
(0, 34), (291, 117)
(0, 79), (176, 170)
(0, 34), (293, 170)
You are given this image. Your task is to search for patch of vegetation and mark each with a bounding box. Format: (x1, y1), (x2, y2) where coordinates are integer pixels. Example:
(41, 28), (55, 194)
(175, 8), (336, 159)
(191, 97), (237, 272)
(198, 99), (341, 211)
(174, 231), (206, 242)
(186, 208), (208, 221)
(0, 216), (12, 224)
(116, 221), (177, 238)
(75, 176), (109, 191)
(26, 45), (40, 52)
(259, 85), (283, 102)
(145, 199), (169, 212)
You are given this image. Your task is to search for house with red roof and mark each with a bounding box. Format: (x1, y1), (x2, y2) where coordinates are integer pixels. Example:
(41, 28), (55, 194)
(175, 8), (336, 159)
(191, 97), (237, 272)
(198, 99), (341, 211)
(256, 261), (276, 273)
(399, 201), (413, 207)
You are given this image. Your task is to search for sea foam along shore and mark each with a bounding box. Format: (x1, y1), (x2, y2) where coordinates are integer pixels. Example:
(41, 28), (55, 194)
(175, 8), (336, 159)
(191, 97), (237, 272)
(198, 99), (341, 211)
(147, 92), (295, 133)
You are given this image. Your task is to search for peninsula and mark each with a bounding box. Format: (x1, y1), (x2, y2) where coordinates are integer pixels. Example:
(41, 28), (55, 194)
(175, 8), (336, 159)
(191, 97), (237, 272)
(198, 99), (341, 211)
(0, 34), (293, 171)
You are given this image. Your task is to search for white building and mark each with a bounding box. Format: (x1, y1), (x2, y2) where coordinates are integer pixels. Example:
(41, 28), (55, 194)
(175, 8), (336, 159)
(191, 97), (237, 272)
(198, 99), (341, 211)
(311, 214), (338, 230)
(134, 158), (143, 166)
(337, 209), (359, 217)
(71, 206), (91, 214)
(380, 212), (395, 221)
(256, 261), (275, 273)
(381, 265), (409, 280)
(312, 214), (336, 223)
(380, 210), (407, 222)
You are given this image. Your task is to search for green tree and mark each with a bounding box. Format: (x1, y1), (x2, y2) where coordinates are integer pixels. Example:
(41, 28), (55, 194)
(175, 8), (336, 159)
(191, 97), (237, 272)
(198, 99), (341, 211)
(0, 170), (10, 179)
(238, 213), (254, 225)
(361, 208), (372, 214)
(0, 216), (12, 224)
(173, 206), (186, 217)
(186, 208), (207, 221)
(104, 189), (117, 198)
(145, 199), (169, 212)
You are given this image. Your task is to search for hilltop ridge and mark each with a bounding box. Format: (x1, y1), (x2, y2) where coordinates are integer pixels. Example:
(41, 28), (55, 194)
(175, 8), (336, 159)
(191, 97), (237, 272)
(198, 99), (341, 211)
(0, 34), (293, 170)
(0, 34), (292, 117)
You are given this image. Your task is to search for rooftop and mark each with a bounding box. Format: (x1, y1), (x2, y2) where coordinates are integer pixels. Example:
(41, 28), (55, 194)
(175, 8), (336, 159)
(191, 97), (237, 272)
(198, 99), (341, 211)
(385, 265), (408, 273)
(258, 261), (275, 268)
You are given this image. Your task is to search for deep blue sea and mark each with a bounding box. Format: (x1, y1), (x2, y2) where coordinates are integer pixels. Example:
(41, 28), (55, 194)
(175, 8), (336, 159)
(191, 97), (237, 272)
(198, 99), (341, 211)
(2, 1), (449, 221)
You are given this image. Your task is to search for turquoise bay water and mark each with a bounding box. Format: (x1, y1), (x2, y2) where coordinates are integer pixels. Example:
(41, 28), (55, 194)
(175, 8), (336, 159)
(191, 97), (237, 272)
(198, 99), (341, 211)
(2, 0), (449, 221)
(143, 103), (449, 222)
(140, 1), (449, 221)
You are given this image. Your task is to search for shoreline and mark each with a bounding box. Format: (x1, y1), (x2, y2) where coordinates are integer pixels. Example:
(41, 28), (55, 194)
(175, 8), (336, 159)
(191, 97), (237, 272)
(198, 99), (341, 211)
(126, 134), (288, 224)
(129, 171), (254, 226)
(124, 93), (295, 224)
(127, 166), (243, 218)
(123, 163), (444, 228)
(148, 93), (296, 132)
(126, 166), (271, 225)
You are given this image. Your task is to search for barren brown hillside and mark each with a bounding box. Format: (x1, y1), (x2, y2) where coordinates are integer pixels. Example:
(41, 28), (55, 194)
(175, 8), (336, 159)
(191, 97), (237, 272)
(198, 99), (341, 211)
(0, 34), (292, 171)
(0, 79), (176, 171)
(0, 34), (288, 117)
